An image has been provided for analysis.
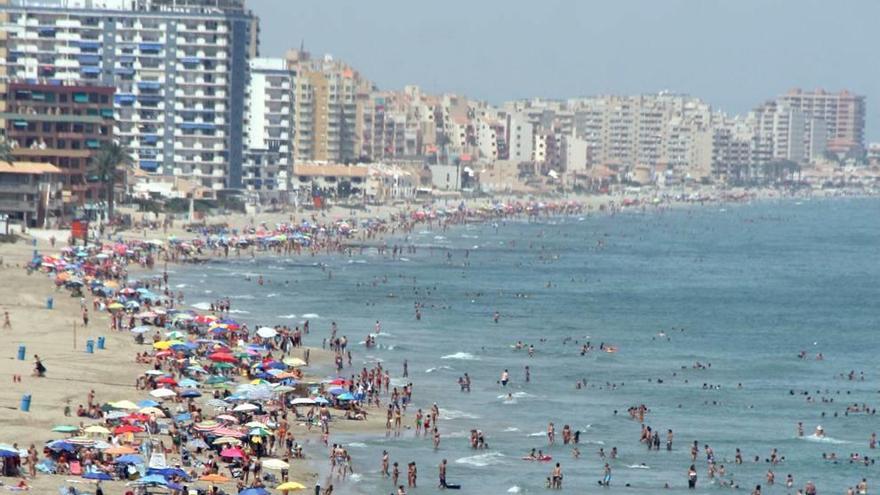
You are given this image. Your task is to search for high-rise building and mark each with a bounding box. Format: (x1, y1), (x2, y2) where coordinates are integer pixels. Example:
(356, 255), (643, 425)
(2, 81), (115, 205)
(0, 0), (258, 190)
(286, 49), (372, 164)
(751, 100), (806, 164)
(242, 57), (292, 195)
(778, 88), (865, 155)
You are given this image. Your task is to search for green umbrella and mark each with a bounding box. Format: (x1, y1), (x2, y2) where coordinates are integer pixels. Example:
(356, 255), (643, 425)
(52, 425), (79, 433)
(204, 376), (228, 384)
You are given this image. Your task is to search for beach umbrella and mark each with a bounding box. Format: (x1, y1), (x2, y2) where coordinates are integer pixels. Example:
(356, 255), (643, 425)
(107, 302), (124, 310)
(114, 454), (143, 464)
(130, 326), (151, 334)
(193, 421), (220, 432)
(186, 439), (210, 450)
(211, 437), (242, 446)
(199, 473), (231, 483)
(256, 327), (277, 338)
(165, 330), (186, 340)
(219, 447), (244, 458)
(144, 370), (165, 376)
(216, 414), (238, 423)
(248, 427), (272, 437)
(212, 362), (236, 370)
(83, 425), (110, 435)
(136, 474), (170, 486)
(204, 376), (228, 385)
(337, 392), (355, 401)
(108, 400), (139, 410)
(290, 398), (315, 406)
(206, 399), (229, 408)
(178, 378), (199, 388)
(275, 481), (306, 491)
(46, 441), (76, 452)
(213, 427), (246, 437)
(52, 425), (79, 433)
(272, 385), (296, 394)
(0, 449), (20, 458)
(313, 397), (329, 405)
(137, 399), (160, 408)
(82, 472), (112, 481)
(282, 357), (307, 367)
(238, 488), (270, 495)
(186, 365), (208, 374)
(232, 403), (259, 412)
(139, 407), (166, 417)
(209, 352), (237, 363)
(261, 458), (289, 470)
(244, 421), (268, 429)
(179, 389), (202, 398)
(156, 376), (178, 385)
(150, 388), (176, 399)
(113, 424), (144, 435)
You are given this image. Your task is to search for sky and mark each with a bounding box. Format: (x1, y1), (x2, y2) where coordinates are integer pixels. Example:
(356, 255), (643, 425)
(251, 0), (878, 140)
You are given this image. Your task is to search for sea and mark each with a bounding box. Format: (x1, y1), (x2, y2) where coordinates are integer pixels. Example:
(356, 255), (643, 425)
(172, 197), (880, 494)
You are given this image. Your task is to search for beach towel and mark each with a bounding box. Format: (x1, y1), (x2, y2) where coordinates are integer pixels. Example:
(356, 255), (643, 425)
(69, 461), (82, 475)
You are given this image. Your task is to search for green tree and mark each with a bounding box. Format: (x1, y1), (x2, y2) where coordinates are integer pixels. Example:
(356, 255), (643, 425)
(89, 141), (133, 220)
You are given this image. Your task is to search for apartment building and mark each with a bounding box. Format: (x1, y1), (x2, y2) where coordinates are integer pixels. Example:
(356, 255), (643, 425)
(242, 57), (292, 195)
(287, 49), (372, 164)
(2, 81), (115, 205)
(0, 0), (257, 190)
(778, 88), (865, 155)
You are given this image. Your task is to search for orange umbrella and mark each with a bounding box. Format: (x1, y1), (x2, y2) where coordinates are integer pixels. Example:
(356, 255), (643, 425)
(199, 474), (231, 483)
(105, 445), (136, 455)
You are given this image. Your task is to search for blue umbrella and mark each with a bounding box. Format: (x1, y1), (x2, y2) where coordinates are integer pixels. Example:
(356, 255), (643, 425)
(0, 450), (19, 458)
(47, 441), (76, 452)
(82, 472), (112, 480)
(148, 467), (189, 480)
(179, 389), (202, 398)
(137, 400), (160, 408)
(337, 392), (355, 401)
(239, 489), (270, 495)
(114, 454), (143, 464)
(137, 474), (169, 485)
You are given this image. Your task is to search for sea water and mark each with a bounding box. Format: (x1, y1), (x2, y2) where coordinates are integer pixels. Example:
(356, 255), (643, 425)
(173, 197), (880, 494)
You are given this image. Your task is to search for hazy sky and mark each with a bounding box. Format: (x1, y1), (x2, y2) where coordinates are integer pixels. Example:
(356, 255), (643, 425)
(252, 0), (878, 140)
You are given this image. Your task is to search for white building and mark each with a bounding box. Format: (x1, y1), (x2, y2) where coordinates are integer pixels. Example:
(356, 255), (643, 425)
(0, 0), (257, 190)
(242, 57), (292, 195)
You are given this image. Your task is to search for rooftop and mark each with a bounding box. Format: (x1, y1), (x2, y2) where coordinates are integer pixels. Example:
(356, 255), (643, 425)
(0, 161), (63, 175)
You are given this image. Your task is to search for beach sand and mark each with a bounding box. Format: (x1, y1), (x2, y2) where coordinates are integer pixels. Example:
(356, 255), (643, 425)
(0, 235), (391, 493)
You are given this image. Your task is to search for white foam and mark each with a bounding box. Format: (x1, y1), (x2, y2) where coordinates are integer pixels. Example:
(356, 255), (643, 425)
(425, 366), (452, 374)
(528, 432), (545, 437)
(439, 409), (480, 420)
(802, 434), (849, 444)
(628, 464), (650, 469)
(301, 313), (320, 318)
(231, 294), (255, 299)
(496, 392), (531, 400)
(507, 486), (521, 493)
(349, 473), (362, 482)
(441, 352), (479, 361)
(434, 236), (446, 240)
(347, 442), (367, 448)
(266, 293), (278, 298)
(228, 309), (250, 314)
(174, 284), (188, 288)
(503, 427), (520, 432)
(399, 257), (410, 262)
(191, 302), (212, 310)
(454, 452), (505, 467)
(277, 314), (297, 319)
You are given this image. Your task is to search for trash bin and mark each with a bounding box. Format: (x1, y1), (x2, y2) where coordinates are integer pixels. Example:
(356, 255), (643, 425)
(97, 336), (105, 350)
(46, 297), (53, 310)
(17, 345), (25, 361)
(86, 339), (94, 354)
(20, 394), (31, 412)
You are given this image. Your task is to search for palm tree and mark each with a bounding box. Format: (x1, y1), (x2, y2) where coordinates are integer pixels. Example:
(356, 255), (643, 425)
(89, 141), (133, 220)
(0, 136), (15, 165)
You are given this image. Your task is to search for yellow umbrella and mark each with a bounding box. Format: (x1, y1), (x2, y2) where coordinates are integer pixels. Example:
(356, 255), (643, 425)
(211, 437), (242, 446)
(107, 302), (124, 310)
(262, 458), (289, 470)
(276, 481), (305, 491)
(83, 425), (110, 435)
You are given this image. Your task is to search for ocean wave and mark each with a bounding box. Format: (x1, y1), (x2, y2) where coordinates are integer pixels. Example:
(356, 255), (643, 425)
(507, 486), (521, 493)
(441, 352), (479, 361)
(301, 313), (320, 318)
(425, 366), (452, 373)
(349, 473), (362, 482)
(503, 427), (520, 432)
(191, 302), (212, 310)
(347, 442), (367, 448)
(266, 293), (278, 298)
(434, 236), (446, 240)
(440, 409), (480, 420)
(497, 392), (531, 400)
(174, 284), (188, 288)
(399, 257), (410, 262)
(802, 434), (849, 444)
(231, 294), (255, 299)
(528, 432), (545, 437)
(628, 464), (650, 469)
(228, 309), (250, 314)
(277, 314), (297, 319)
(454, 452), (505, 467)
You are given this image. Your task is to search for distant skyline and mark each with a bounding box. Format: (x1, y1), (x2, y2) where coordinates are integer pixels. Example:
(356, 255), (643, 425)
(252, 0), (878, 141)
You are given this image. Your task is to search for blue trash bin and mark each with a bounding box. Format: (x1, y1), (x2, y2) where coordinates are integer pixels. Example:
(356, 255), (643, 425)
(20, 394), (31, 412)
(17, 345), (25, 361)
(46, 297), (53, 310)
(97, 336), (105, 350)
(86, 339), (94, 354)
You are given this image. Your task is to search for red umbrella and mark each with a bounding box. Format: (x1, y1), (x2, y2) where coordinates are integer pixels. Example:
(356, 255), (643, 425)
(328, 378), (348, 386)
(220, 447), (244, 458)
(114, 424), (145, 435)
(155, 350), (173, 358)
(209, 353), (237, 363)
(156, 377), (178, 385)
(123, 413), (150, 422)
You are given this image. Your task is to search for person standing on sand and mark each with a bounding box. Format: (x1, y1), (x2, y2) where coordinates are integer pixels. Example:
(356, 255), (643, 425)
(3, 311), (10, 329)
